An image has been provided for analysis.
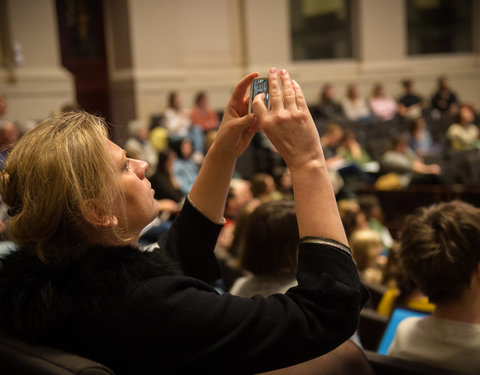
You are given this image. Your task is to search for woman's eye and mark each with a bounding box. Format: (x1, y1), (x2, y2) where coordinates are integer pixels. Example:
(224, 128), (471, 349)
(124, 159), (131, 171)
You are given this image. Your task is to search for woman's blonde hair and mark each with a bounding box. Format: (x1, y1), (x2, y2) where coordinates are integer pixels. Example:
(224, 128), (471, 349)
(0, 111), (128, 261)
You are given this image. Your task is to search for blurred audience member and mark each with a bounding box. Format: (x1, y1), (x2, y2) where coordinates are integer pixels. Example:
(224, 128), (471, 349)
(164, 91), (204, 159)
(229, 200), (299, 298)
(398, 79), (424, 119)
(369, 83), (398, 121)
(150, 149), (184, 203)
(272, 166), (293, 200)
(380, 135), (441, 187)
(250, 172), (282, 202)
(358, 195), (394, 253)
(0, 95), (7, 119)
(341, 83), (372, 123)
(338, 199), (368, 239)
(172, 138), (199, 195)
(430, 75), (459, 118)
(388, 201), (480, 374)
(190, 91), (219, 134)
(349, 229), (384, 285)
(446, 104), (480, 150)
(406, 117), (435, 157)
(315, 83), (344, 122)
(337, 129), (373, 168)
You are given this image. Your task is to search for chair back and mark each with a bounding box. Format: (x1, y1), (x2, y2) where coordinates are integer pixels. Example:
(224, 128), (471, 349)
(0, 331), (115, 375)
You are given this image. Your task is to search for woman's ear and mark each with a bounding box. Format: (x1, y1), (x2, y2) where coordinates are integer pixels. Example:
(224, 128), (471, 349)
(81, 199), (118, 228)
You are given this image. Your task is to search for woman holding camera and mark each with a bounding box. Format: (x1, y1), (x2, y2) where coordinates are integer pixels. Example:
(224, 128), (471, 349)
(0, 68), (367, 374)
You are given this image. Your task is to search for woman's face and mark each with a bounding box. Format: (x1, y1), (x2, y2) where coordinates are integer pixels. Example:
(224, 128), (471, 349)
(107, 139), (159, 242)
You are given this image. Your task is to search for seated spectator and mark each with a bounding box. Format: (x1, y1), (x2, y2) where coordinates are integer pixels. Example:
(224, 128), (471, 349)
(272, 166), (293, 200)
(337, 129), (376, 172)
(349, 229), (384, 285)
(388, 201), (480, 374)
(124, 119), (158, 177)
(190, 91), (220, 134)
(430, 75), (460, 118)
(172, 138), (199, 195)
(405, 116), (435, 157)
(369, 83), (398, 121)
(229, 200), (298, 298)
(250, 172), (282, 202)
(150, 149), (184, 203)
(446, 104), (480, 150)
(315, 83), (344, 123)
(338, 199), (369, 239)
(380, 134), (441, 187)
(358, 194), (394, 253)
(164, 91), (204, 160)
(341, 83), (372, 123)
(0, 94), (7, 119)
(397, 79), (424, 119)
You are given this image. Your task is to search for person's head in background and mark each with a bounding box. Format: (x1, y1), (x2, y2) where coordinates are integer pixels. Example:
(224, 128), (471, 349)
(237, 200), (299, 278)
(167, 91), (181, 111)
(372, 83), (386, 98)
(157, 148), (177, 175)
(320, 83), (335, 104)
(346, 83), (360, 100)
(194, 91), (208, 109)
(349, 229), (383, 284)
(171, 138), (194, 160)
(454, 103), (474, 126)
(400, 200), (480, 311)
(225, 178), (254, 220)
(321, 123), (344, 148)
(250, 173), (277, 201)
(388, 134), (409, 154)
(0, 111), (158, 262)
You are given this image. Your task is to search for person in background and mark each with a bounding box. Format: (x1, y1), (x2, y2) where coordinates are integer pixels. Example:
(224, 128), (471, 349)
(190, 91), (220, 134)
(388, 201), (480, 374)
(430, 75), (459, 118)
(250, 172), (282, 202)
(349, 229), (384, 285)
(369, 83), (398, 122)
(315, 83), (344, 123)
(380, 134), (441, 187)
(229, 200), (298, 298)
(446, 104), (480, 150)
(341, 83), (372, 123)
(405, 116), (435, 157)
(150, 149), (184, 203)
(0, 69), (367, 374)
(397, 79), (424, 120)
(164, 91), (204, 161)
(172, 138), (199, 196)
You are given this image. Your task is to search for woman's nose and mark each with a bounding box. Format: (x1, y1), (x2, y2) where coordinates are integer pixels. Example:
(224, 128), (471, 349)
(132, 159), (148, 179)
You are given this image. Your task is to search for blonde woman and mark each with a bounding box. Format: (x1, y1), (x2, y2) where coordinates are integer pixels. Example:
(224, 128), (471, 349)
(0, 69), (367, 374)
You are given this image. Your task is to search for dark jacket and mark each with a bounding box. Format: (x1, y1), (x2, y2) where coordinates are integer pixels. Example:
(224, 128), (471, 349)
(0, 199), (368, 374)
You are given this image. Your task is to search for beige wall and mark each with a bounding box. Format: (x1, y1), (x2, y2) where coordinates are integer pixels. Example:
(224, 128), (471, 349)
(0, 0), (73, 122)
(2, 0), (480, 135)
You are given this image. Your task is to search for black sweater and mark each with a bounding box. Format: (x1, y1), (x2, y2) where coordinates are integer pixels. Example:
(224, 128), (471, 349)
(0, 199), (367, 374)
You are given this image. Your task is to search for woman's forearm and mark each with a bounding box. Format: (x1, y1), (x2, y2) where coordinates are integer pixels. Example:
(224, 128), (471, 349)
(291, 161), (348, 246)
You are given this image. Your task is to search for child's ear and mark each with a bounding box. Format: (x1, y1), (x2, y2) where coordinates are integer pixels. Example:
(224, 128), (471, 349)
(81, 199), (118, 228)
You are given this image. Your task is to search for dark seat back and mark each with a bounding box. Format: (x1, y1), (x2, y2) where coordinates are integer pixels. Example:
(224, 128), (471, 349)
(0, 332), (115, 375)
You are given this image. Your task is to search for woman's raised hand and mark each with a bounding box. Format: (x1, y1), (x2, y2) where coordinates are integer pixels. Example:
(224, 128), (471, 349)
(252, 68), (325, 172)
(212, 72), (260, 158)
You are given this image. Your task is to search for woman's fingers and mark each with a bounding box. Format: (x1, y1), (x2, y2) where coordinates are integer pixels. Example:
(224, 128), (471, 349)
(280, 69), (297, 111)
(292, 79), (309, 112)
(268, 67), (284, 111)
(230, 72), (259, 105)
